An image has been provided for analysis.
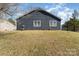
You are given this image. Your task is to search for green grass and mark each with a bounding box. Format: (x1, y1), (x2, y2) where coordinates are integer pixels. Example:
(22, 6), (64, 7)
(0, 30), (79, 56)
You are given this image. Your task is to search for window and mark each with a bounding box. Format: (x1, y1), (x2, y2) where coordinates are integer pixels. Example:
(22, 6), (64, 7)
(49, 20), (57, 27)
(33, 20), (41, 27)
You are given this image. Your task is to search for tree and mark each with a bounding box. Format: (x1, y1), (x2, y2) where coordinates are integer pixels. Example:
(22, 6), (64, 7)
(63, 18), (79, 31)
(0, 3), (20, 19)
(62, 10), (79, 32)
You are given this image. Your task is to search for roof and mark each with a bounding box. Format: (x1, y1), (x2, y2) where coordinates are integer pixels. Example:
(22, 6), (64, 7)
(17, 8), (61, 21)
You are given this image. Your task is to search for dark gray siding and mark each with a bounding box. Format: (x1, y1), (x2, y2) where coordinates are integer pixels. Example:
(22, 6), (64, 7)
(17, 10), (61, 30)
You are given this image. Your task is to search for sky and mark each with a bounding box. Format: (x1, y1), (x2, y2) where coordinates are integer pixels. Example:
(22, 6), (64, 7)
(15, 3), (79, 24)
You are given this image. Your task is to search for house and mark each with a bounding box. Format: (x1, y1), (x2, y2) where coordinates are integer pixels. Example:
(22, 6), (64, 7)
(0, 19), (16, 31)
(16, 8), (61, 30)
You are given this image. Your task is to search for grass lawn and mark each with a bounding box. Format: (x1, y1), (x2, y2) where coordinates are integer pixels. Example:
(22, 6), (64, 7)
(0, 30), (79, 56)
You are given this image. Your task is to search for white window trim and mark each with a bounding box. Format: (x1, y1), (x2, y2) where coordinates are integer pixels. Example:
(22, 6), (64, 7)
(49, 20), (57, 27)
(33, 20), (41, 27)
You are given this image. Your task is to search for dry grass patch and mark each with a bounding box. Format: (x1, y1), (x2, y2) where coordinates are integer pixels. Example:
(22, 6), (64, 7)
(0, 30), (79, 55)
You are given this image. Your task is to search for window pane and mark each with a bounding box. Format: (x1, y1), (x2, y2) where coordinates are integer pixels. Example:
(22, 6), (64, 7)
(33, 20), (41, 27)
(49, 20), (57, 27)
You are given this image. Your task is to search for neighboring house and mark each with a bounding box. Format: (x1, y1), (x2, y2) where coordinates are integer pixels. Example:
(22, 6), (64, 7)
(0, 19), (16, 31)
(17, 8), (61, 30)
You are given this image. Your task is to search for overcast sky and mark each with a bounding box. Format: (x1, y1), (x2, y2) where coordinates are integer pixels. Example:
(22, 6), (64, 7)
(15, 3), (79, 24)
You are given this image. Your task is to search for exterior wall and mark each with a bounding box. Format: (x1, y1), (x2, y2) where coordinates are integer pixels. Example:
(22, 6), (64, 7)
(17, 11), (61, 30)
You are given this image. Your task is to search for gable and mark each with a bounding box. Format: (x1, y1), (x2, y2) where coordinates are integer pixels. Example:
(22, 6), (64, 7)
(17, 9), (61, 21)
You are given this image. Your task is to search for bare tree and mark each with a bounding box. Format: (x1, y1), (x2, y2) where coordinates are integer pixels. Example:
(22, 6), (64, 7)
(0, 3), (20, 19)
